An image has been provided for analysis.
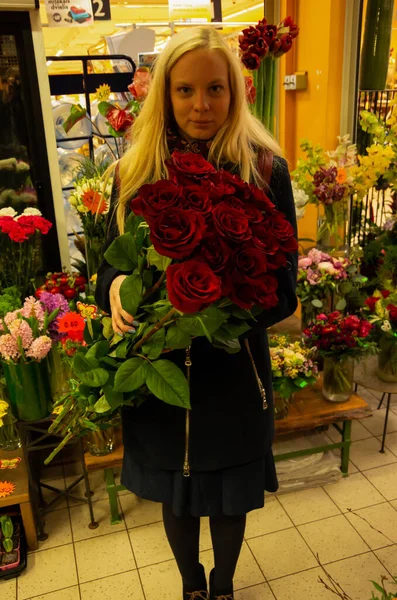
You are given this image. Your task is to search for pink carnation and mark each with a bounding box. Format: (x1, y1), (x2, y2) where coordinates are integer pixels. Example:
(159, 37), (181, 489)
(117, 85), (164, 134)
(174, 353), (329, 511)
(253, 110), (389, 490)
(8, 319), (33, 349)
(21, 296), (45, 328)
(0, 334), (20, 361)
(308, 248), (331, 264)
(25, 335), (52, 361)
(298, 257), (313, 269)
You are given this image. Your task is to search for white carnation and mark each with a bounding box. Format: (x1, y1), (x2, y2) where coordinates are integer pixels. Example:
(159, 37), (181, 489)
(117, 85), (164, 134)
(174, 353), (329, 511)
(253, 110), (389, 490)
(0, 207), (17, 217)
(292, 181), (309, 220)
(22, 207), (42, 216)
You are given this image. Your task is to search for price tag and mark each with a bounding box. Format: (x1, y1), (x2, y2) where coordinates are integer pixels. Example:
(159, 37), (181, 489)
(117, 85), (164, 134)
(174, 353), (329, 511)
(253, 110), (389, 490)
(58, 312), (86, 333)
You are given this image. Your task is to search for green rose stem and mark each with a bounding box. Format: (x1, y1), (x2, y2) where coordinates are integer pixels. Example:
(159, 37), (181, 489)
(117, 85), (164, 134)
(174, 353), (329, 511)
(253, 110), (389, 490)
(142, 271), (166, 301)
(132, 306), (178, 354)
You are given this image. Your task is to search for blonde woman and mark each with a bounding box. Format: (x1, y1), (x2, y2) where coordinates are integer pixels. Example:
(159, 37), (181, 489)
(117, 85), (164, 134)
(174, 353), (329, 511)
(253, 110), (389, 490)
(96, 27), (297, 600)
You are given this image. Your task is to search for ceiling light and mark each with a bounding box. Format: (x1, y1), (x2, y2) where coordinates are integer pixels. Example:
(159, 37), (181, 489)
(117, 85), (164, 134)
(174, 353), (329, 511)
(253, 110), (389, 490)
(56, 49), (64, 56)
(223, 3), (263, 21)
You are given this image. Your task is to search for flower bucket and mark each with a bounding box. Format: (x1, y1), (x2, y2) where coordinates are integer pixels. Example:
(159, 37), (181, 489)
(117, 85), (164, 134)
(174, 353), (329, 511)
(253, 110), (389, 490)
(273, 392), (293, 420)
(322, 356), (354, 403)
(0, 410), (21, 451)
(377, 347), (397, 383)
(86, 426), (115, 456)
(2, 360), (52, 422)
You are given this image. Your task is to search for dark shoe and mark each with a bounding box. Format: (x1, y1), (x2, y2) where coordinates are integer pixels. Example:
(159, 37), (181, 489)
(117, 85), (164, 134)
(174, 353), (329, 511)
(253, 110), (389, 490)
(183, 564), (208, 600)
(209, 569), (234, 600)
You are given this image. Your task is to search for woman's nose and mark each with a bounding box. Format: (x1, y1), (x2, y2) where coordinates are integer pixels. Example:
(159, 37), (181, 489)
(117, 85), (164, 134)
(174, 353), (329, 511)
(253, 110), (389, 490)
(193, 90), (210, 112)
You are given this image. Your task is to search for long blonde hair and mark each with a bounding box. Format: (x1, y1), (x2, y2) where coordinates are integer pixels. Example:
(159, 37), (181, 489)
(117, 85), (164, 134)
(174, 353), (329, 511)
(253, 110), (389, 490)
(115, 27), (281, 233)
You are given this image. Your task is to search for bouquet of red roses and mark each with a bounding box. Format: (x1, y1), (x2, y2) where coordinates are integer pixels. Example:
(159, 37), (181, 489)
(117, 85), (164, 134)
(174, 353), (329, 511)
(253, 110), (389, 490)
(0, 207), (52, 298)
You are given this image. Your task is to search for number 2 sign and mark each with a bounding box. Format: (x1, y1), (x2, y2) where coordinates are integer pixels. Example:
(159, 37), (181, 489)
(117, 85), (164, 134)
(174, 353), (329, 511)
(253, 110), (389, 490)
(92, 0), (111, 20)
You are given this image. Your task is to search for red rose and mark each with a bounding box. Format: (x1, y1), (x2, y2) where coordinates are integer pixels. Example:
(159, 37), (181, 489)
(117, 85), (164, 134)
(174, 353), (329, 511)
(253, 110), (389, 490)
(166, 150), (216, 185)
(381, 290), (391, 298)
(245, 76), (256, 105)
(243, 203), (264, 225)
(212, 201), (252, 243)
(266, 249), (288, 270)
(182, 185), (213, 217)
(213, 171), (251, 201)
(131, 180), (183, 218)
(148, 207), (207, 259)
(166, 259), (222, 314)
(321, 325), (337, 335)
(365, 296), (378, 312)
(254, 38), (269, 58)
(359, 321), (372, 337)
(197, 233), (232, 274)
(387, 304), (397, 322)
(251, 225), (280, 255)
(230, 244), (268, 284)
(247, 184), (276, 213)
(227, 274), (278, 310)
(283, 235), (299, 253)
(342, 315), (361, 331)
(266, 212), (295, 241)
(242, 51), (261, 71)
(106, 108), (134, 132)
(274, 33), (293, 57)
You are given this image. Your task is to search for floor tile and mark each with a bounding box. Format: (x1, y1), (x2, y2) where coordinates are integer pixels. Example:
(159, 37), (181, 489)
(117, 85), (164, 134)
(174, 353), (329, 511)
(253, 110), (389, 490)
(41, 478), (68, 512)
(33, 508), (72, 552)
(235, 583), (274, 599)
(80, 570), (144, 600)
(18, 544), (78, 600)
(139, 559), (180, 600)
(199, 517), (213, 552)
(361, 408), (397, 436)
(269, 566), (335, 600)
(324, 472), (385, 511)
(325, 552), (390, 600)
(120, 494), (163, 529)
(129, 521), (173, 568)
(277, 487), (341, 525)
(348, 461), (359, 473)
(248, 527), (317, 580)
(345, 502), (397, 549)
(201, 542), (265, 591)
(375, 544), (397, 577)
(70, 498), (125, 542)
(298, 514), (369, 563)
(364, 463), (397, 500)
(355, 386), (381, 409)
(28, 587), (80, 600)
(349, 437), (397, 471)
(326, 419), (373, 443)
(65, 470), (108, 507)
(382, 431), (397, 456)
(75, 530), (136, 584)
(0, 578), (16, 600)
(41, 464), (65, 481)
(245, 497), (293, 538)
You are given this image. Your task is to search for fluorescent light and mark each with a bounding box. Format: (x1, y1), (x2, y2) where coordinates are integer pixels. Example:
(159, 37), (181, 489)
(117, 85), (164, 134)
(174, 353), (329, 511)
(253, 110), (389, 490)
(46, 60), (53, 66)
(223, 3), (263, 20)
(56, 49), (64, 57)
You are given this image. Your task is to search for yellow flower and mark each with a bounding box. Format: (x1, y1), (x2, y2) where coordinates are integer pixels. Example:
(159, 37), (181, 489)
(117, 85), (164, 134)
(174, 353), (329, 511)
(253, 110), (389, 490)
(90, 273), (97, 284)
(95, 84), (111, 102)
(52, 404), (64, 415)
(0, 400), (9, 420)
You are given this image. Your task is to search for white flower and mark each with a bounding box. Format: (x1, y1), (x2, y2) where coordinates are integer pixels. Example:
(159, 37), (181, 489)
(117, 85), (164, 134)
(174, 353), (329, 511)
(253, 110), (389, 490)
(292, 181), (309, 220)
(0, 207), (17, 217)
(381, 320), (392, 332)
(22, 207), (42, 216)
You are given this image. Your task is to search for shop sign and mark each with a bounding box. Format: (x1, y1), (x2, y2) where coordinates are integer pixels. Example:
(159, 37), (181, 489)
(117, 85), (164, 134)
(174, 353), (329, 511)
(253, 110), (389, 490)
(92, 0), (111, 21)
(44, 0), (94, 27)
(169, 0), (212, 22)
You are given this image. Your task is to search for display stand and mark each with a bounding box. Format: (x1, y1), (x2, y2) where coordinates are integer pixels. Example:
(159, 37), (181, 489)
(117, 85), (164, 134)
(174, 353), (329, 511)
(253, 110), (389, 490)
(18, 418), (98, 541)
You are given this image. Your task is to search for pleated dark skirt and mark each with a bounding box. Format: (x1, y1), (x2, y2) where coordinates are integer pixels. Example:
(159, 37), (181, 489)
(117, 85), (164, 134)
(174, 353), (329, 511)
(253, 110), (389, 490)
(121, 451), (279, 517)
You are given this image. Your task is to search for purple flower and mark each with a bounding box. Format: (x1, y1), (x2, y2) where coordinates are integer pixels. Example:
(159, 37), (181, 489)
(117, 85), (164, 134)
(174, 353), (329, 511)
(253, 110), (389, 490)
(40, 292), (70, 341)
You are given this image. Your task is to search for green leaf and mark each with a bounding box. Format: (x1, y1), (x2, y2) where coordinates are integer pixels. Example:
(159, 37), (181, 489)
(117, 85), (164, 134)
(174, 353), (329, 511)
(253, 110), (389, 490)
(99, 356), (118, 368)
(103, 373), (124, 411)
(97, 101), (113, 117)
(115, 338), (130, 358)
(94, 396), (112, 414)
(311, 299), (323, 308)
(102, 317), (113, 340)
(339, 281), (352, 295)
(142, 328), (166, 359)
(62, 104), (87, 134)
(146, 359), (190, 409)
(114, 357), (148, 392)
(213, 338), (241, 354)
(120, 273), (143, 316)
(104, 233), (138, 271)
(73, 354), (109, 387)
(147, 246), (172, 271)
(85, 340), (110, 360)
(215, 322), (251, 341)
(336, 298), (347, 311)
(229, 306), (254, 320)
(166, 325), (192, 350)
(178, 306), (227, 337)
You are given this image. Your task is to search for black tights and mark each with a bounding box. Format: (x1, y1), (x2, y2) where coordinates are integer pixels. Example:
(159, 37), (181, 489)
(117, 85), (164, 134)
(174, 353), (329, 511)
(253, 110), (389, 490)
(162, 504), (246, 592)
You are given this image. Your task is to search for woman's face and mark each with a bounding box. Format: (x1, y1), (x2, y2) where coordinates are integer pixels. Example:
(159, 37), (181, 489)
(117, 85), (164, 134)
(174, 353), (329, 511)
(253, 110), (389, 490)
(169, 48), (231, 141)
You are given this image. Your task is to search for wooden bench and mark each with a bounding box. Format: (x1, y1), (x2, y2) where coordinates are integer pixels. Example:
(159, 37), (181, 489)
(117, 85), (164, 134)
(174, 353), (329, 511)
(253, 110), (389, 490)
(0, 448), (38, 550)
(84, 378), (371, 525)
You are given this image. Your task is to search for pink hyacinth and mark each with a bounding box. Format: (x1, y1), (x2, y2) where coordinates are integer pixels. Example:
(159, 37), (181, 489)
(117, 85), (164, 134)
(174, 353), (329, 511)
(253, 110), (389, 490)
(25, 335), (52, 361)
(8, 319), (34, 349)
(4, 309), (22, 327)
(0, 334), (20, 361)
(21, 296), (45, 328)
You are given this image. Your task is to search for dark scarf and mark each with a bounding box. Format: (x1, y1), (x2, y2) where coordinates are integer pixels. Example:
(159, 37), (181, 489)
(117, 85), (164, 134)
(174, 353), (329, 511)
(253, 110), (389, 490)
(166, 127), (213, 160)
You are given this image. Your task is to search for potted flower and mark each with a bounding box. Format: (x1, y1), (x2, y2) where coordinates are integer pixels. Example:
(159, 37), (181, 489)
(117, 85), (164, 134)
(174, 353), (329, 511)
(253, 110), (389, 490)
(365, 289), (397, 382)
(269, 335), (318, 419)
(0, 296), (60, 421)
(303, 311), (376, 402)
(0, 516), (18, 570)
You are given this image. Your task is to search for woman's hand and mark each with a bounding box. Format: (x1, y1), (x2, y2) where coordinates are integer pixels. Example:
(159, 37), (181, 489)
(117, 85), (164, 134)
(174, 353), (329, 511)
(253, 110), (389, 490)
(110, 275), (138, 336)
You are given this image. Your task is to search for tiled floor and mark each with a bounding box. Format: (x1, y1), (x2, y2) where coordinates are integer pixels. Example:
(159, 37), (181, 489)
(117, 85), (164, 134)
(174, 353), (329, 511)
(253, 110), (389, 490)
(2, 386), (397, 600)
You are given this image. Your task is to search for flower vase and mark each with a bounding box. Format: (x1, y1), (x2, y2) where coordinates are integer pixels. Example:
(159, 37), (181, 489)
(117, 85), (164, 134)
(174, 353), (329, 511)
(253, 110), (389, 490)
(0, 411), (21, 451)
(47, 347), (71, 401)
(317, 201), (348, 253)
(273, 392), (293, 420)
(252, 56), (276, 134)
(86, 426), (115, 456)
(2, 360), (52, 422)
(376, 338), (397, 383)
(322, 356), (354, 402)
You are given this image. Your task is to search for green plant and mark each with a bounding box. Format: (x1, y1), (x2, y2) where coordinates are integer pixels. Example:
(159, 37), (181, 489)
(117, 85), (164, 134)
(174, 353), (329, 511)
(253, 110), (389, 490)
(0, 515), (14, 553)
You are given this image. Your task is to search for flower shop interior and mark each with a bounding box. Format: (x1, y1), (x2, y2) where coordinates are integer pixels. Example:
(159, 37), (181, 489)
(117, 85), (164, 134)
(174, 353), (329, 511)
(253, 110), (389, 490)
(2, 0), (397, 598)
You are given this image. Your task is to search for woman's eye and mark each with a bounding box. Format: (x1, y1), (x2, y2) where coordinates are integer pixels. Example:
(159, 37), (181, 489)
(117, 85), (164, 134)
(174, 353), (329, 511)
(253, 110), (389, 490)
(210, 85), (223, 93)
(178, 87), (191, 94)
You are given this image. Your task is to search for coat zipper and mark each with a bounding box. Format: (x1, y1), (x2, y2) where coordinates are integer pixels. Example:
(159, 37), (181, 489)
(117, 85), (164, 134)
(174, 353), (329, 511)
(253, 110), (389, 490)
(183, 346), (192, 477)
(244, 339), (268, 410)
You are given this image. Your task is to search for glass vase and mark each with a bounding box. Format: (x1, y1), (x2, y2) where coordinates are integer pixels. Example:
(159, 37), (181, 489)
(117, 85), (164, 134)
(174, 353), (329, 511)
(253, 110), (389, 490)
(86, 426), (115, 456)
(273, 392), (293, 420)
(2, 360), (52, 422)
(0, 411), (21, 451)
(322, 356), (354, 402)
(317, 201), (348, 253)
(47, 347), (71, 401)
(376, 341), (397, 383)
